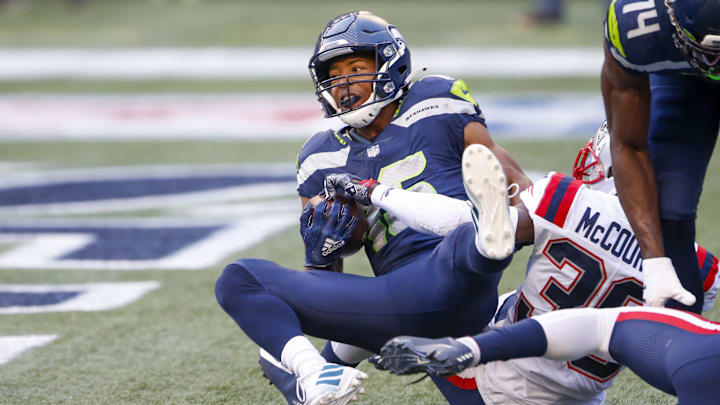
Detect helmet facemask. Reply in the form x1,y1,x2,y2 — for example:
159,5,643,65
309,12,411,128
310,41,408,127
666,0,720,80
573,121,615,193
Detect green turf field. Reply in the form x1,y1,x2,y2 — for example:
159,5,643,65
2,139,718,405
0,1,717,404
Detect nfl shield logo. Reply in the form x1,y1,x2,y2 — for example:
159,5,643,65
367,144,380,158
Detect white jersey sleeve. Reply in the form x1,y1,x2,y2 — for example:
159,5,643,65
475,172,645,405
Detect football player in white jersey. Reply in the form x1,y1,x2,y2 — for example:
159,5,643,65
327,121,719,404
375,306,720,404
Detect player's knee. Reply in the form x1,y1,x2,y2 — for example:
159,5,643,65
214,259,262,311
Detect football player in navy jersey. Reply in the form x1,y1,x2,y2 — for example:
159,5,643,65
215,11,529,405
298,11,528,276
601,0,720,314
373,306,720,405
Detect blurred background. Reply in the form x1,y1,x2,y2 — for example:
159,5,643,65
0,1,715,404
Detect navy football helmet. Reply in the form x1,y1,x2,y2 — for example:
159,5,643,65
309,11,411,128
665,0,720,80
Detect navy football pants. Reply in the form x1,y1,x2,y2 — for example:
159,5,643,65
215,223,508,360
649,73,720,314
609,316,720,404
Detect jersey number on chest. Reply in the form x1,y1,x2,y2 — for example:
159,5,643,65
366,151,437,252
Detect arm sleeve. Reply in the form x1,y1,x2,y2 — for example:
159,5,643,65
370,184,472,236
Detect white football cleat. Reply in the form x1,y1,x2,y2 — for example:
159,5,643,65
462,144,515,260
300,363,367,405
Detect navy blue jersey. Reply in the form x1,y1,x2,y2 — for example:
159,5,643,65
296,75,485,276
605,0,693,75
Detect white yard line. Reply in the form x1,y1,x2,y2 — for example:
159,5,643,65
0,47,602,80
0,93,604,140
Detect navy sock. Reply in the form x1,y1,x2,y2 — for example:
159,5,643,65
473,319,547,364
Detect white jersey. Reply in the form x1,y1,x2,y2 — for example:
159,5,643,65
476,172,644,405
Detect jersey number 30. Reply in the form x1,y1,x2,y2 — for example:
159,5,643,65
516,238,643,382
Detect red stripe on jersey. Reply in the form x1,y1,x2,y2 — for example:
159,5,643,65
534,175,562,220
552,178,583,227
696,244,708,269
698,244,719,292
707,255,719,292
535,173,582,227
445,375,477,390
617,311,720,335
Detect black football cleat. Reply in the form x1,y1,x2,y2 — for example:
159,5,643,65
371,336,475,377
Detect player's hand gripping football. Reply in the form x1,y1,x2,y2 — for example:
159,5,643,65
642,257,697,307
324,173,378,206
370,336,477,377
300,198,358,269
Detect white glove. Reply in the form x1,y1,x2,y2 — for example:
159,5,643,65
642,257,697,307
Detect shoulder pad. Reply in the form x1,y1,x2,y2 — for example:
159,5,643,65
408,75,477,104
605,0,689,73
297,128,350,165
522,172,584,228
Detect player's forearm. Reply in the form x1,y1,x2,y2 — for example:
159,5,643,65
370,184,471,236
601,50,663,258
491,145,531,206
612,145,664,258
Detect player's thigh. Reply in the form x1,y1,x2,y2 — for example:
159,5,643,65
648,74,720,220
672,355,720,405
230,256,492,349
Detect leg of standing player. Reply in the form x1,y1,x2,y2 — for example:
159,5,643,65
648,73,720,314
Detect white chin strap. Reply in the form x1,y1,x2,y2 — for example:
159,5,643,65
339,94,395,128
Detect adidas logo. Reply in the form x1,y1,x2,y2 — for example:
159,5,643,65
316,364,343,386
321,238,345,257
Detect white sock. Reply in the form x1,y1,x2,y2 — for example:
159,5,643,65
280,336,327,378
457,336,481,366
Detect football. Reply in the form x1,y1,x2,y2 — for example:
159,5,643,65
309,194,368,258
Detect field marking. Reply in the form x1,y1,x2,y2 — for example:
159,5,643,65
0,282,160,314
0,335,58,365
0,215,296,270
0,93,604,140
0,47,602,80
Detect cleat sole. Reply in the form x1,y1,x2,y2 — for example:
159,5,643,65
462,144,515,260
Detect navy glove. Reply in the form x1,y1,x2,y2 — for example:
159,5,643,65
300,199,358,269
324,173,378,206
